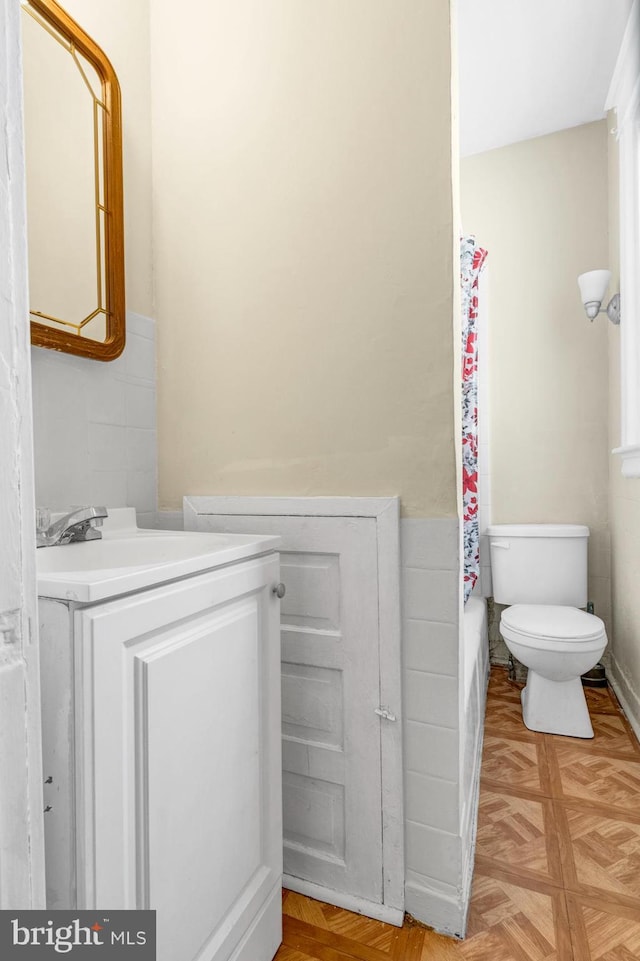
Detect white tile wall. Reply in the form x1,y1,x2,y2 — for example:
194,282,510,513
31,312,157,527
402,569,459,623
400,517,465,936
405,671,459,728
405,772,459,834
404,822,461,887
404,620,458,676
401,516,489,936
401,518,459,570
404,720,459,782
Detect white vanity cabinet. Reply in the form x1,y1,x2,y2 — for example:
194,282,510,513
39,549,282,961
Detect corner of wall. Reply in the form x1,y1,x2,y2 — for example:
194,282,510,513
607,654,640,742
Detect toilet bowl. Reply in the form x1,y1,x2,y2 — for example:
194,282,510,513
500,604,607,737
488,524,608,739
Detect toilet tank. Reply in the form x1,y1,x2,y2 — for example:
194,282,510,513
487,524,589,607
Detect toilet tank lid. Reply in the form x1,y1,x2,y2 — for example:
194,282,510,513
487,524,589,538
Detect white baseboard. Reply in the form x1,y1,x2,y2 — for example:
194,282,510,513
283,875,404,927
229,880,282,961
404,878,464,938
607,656,640,742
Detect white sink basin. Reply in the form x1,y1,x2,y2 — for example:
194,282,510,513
37,509,280,602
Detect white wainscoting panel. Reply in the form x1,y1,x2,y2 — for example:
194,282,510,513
184,496,404,926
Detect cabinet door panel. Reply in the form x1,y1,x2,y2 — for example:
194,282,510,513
74,557,282,961
188,513,383,904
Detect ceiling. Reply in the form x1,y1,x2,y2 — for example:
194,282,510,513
457,0,635,157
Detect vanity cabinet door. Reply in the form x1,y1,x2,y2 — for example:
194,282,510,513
74,555,282,961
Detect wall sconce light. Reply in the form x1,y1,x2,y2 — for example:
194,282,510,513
578,269,621,325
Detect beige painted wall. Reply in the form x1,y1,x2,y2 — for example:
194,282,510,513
461,122,611,628
151,0,457,518
607,116,640,722
46,0,153,317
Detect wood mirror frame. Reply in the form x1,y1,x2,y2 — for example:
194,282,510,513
24,0,125,361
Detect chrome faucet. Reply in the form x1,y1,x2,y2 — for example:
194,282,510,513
36,506,108,548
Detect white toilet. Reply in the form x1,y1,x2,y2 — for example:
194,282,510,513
487,524,607,738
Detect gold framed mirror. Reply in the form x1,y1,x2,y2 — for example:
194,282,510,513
22,0,125,360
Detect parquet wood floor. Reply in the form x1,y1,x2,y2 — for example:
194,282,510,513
274,668,640,960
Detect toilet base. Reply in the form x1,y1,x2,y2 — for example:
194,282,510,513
521,672,594,738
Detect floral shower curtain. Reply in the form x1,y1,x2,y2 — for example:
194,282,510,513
461,236,488,604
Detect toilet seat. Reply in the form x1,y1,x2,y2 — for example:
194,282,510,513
501,604,606,651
